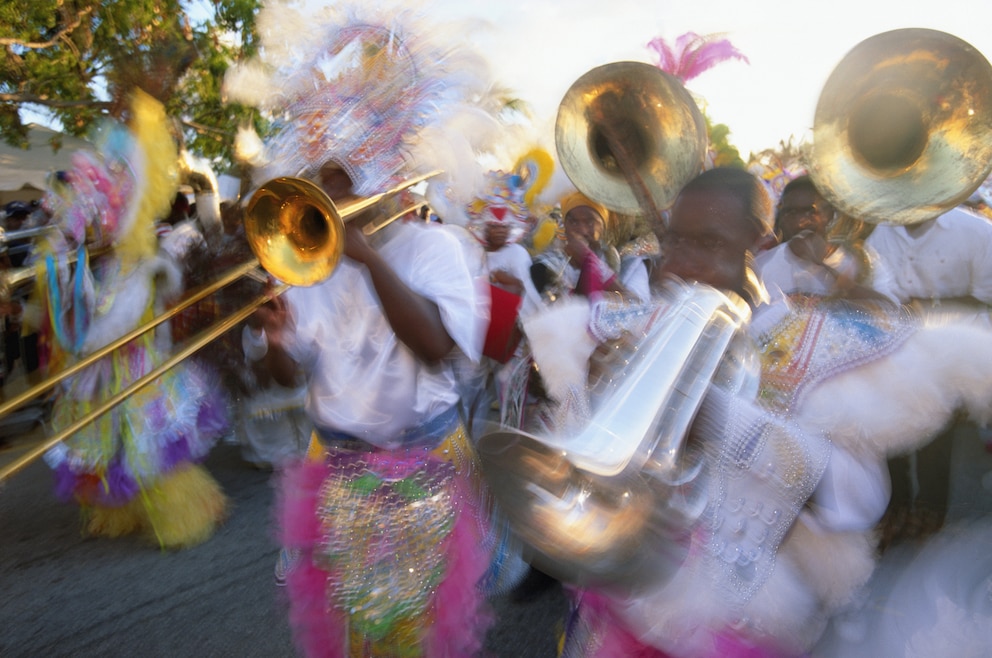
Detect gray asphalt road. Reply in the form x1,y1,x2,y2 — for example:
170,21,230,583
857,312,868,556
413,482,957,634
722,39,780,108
1,439,568,658
8,419,988,657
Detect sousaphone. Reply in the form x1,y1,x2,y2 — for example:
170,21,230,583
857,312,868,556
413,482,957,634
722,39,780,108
476,63,736,593
807,28,992,225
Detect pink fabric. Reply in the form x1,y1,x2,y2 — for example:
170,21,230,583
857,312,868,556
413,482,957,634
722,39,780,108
424,474,495,657
577,590,672,658
278,459,345,658
711,631,802,658
276,456,494,658
576,251,617,297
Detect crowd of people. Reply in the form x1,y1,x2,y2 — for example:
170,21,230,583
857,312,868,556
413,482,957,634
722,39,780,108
2,4,992,658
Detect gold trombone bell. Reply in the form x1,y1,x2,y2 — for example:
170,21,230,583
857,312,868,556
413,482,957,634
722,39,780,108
243,171,440,287
244,177,345,287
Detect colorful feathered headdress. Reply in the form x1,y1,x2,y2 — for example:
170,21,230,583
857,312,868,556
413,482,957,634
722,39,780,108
466,148,554,245
225,3,498,198
42,89,177,260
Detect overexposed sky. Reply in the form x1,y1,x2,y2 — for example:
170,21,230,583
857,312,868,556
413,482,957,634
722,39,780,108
414,0,992,158
30,0,991,164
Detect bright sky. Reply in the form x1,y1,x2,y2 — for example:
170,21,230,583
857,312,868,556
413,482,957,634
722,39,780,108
27,0,992,165
417,0,992,158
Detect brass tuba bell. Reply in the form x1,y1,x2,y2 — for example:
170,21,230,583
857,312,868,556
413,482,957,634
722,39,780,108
555,61,707,216
243,171,438,287
806,28,992,225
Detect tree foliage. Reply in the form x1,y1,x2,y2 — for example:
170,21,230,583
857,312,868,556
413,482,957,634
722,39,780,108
0,0,264,171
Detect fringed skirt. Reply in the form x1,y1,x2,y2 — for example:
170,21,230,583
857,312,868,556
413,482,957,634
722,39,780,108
44,343,229,548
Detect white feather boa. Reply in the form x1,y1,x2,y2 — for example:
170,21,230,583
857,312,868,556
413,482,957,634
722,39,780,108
797,309,992,459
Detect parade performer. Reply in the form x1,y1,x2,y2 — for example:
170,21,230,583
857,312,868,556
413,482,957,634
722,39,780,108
754,175,894,302
225,3,500,655
532,191,653,305
38,90,229,549
504,168,992,656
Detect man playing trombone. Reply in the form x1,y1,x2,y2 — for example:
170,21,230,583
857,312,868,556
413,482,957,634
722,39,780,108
225,4,504,655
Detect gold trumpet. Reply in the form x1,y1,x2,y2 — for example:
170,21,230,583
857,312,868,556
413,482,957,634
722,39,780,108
244,170,439,286
806,28,992,225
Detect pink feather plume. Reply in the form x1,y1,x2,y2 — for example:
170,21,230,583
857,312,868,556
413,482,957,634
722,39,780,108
647,31,749,83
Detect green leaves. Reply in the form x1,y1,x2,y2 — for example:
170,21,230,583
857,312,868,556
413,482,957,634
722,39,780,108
1,0,263,172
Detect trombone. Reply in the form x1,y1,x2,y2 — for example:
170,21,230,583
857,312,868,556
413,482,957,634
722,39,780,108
243,170,439,286
0,170,437,483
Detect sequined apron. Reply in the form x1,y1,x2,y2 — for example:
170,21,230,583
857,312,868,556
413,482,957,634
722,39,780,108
305,413,479,657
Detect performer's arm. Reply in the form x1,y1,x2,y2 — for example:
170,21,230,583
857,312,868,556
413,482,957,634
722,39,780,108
246,294,300,388
344,223,455,363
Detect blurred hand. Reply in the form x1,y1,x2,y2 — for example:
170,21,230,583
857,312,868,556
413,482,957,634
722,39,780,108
247,287,290,347
490,269,524,296
563,224,594,265
343,222,375,264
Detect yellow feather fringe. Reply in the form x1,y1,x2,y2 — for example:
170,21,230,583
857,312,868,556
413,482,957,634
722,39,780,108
142,465,228,549
514,147,555,208
116,89,179,261
529,217,560,255
84,498,146,539
82,465,228,550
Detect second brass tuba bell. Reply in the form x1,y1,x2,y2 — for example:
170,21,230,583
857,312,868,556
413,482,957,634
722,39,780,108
806,28,992,225
555,60,707,216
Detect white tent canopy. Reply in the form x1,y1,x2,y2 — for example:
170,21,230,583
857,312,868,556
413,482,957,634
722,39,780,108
0,124,92,204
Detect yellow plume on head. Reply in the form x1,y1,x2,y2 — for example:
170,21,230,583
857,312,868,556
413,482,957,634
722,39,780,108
513,148,555,208
115,89,179,261
529,216,559,255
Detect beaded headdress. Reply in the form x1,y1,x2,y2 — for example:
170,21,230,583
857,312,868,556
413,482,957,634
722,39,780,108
465,148,554,246
225,4,495,198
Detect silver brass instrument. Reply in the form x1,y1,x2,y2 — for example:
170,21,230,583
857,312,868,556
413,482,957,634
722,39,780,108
807,28,992,225
478,280,752,591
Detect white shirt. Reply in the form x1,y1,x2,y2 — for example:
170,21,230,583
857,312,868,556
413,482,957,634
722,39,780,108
755,239,897,302
866,206,992,304
277,221,481,448
755,241,844,297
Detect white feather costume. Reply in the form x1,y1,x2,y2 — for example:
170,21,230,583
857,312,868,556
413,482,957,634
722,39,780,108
522,288,992,656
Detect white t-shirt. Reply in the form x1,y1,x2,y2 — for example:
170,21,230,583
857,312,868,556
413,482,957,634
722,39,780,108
866,206,992,304
754,239,897,302
278,221,482,448
755,241,844,297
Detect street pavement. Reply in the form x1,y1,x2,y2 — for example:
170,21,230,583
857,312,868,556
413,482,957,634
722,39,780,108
5,416,991,657
0,435,568,658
